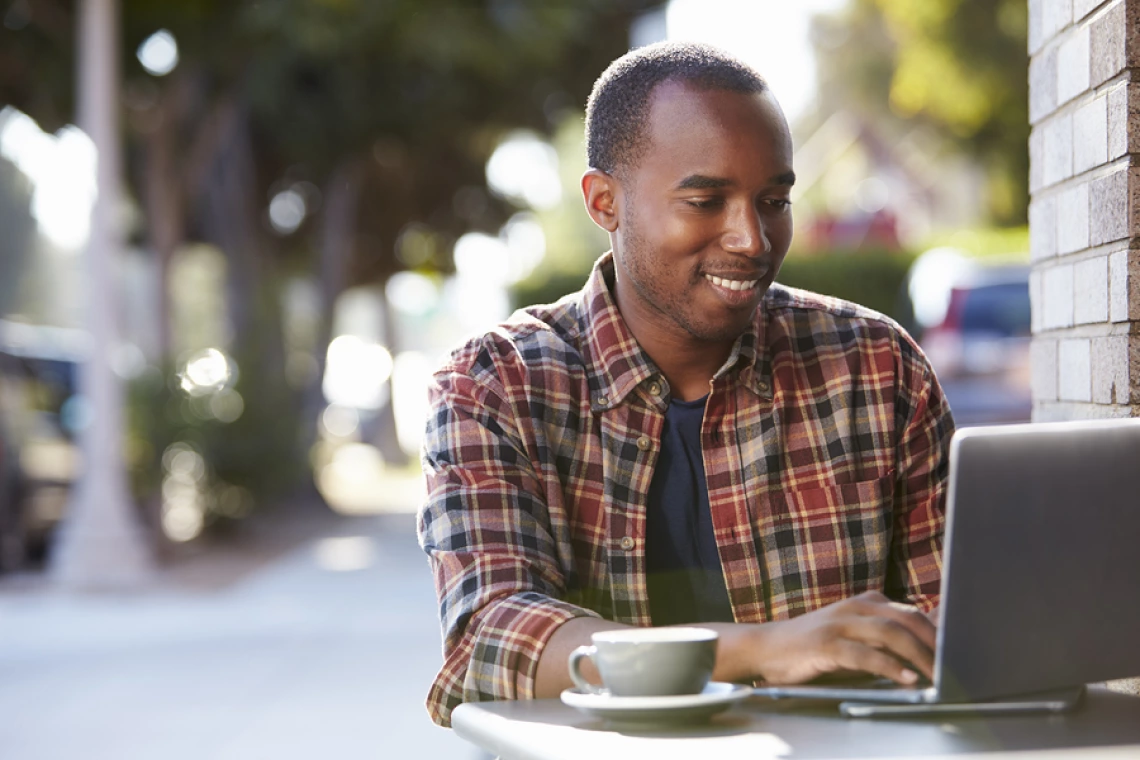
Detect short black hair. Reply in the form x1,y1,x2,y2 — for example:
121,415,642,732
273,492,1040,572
585,41,769,175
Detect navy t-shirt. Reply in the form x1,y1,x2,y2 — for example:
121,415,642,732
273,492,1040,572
644,395,735,626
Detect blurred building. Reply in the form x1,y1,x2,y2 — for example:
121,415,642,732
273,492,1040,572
790,110,988,252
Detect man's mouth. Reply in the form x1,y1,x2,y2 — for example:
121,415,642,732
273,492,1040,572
703,273,760,291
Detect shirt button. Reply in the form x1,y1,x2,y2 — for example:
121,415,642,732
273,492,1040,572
619,536,636,551
647,381,663,397
596,395,609,407
756,378,771,394
636,435,652,451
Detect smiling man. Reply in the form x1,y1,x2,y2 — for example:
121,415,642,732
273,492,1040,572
418,42,954,727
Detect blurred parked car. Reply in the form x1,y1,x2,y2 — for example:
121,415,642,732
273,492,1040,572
910,257,1032,426
0,323,81,572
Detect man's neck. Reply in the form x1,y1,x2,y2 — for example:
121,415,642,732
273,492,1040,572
613,298,737,402
602,257,753,401
646,334,731,402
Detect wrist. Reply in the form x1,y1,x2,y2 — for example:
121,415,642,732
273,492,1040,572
705,622,774,684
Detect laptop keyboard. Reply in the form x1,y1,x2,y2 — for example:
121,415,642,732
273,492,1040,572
855,676,933,690
808,674,933,690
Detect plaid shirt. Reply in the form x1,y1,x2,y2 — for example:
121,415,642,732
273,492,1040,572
418,253,953,727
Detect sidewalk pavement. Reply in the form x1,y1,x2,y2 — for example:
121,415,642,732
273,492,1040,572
0,501,481,760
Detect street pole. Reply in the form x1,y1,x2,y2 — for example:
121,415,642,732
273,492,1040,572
51,0,154,588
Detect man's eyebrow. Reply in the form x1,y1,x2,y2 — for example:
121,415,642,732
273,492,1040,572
675,171,797,190
675,174,731,190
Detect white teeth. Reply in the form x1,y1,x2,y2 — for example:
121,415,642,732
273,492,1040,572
705,274,759,292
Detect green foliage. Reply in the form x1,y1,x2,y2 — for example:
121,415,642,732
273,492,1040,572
813,0,1028,225
918,225,1029,261
128,346,308,530
120,0,662,283
0,157,35,317
776,249,917,326
876,0,1026,135
237,1,624,165
2,0,662,280
511,268,593,311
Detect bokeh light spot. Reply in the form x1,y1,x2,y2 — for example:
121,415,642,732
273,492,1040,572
313,536,376,572
485,131,561,210
268,188,306,234
137,29,179,76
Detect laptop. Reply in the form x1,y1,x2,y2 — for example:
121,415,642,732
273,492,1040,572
752,418,1140,710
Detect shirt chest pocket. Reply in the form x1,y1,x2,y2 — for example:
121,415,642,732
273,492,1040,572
754,475,894,618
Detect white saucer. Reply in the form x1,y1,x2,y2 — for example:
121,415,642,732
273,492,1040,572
560,682,752,724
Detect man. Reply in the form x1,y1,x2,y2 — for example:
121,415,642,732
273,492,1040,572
418,42,953,728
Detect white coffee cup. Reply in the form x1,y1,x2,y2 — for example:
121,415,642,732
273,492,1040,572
567,627,718,697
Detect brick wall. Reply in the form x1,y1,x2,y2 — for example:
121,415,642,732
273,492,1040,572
1029,0,1139,695
1030,0,1139,421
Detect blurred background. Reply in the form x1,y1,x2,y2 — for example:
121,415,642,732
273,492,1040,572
0,0,1029,757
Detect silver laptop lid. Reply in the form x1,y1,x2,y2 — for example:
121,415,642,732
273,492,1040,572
935,418,1140,702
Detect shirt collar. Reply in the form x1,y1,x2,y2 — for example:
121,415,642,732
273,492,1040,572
578,253,773,411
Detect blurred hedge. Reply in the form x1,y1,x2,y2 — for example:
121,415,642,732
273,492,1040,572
126,346,310,539
511,269,593,312
511,249,918,332
775,249,917,329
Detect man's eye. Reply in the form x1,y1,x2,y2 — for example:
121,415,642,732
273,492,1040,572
765,198,792,210
685,198,723,209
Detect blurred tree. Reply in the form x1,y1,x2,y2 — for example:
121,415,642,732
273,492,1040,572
0,0,660,510
3,0,661,341
812,0,1028,225
0,156,35,317
0,0,75,132
217,0,662,457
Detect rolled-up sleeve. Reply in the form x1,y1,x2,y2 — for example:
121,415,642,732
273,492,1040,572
887,336,955,612
417,347,600,727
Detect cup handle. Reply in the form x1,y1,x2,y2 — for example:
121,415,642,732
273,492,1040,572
568,645,606,695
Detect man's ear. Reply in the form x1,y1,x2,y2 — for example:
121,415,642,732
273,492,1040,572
581,169,620,233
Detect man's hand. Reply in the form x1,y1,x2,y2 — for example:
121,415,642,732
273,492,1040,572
718,591,937,686
926,603,941,627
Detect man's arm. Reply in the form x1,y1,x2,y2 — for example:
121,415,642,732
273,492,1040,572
419,348,605,727
885,336,955,610
534,591,938,696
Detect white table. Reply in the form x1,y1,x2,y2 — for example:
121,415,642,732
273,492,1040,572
452,685,1140,760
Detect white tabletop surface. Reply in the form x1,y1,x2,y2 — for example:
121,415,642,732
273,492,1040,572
451,685,1140,760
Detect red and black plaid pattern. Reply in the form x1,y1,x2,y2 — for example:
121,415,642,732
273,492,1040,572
418,253,954,727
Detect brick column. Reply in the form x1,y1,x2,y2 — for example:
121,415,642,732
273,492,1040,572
1029,0,1140,695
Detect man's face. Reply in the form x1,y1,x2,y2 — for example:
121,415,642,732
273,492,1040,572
611,81,795,346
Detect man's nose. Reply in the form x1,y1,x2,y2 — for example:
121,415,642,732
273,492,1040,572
721,204,770,257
